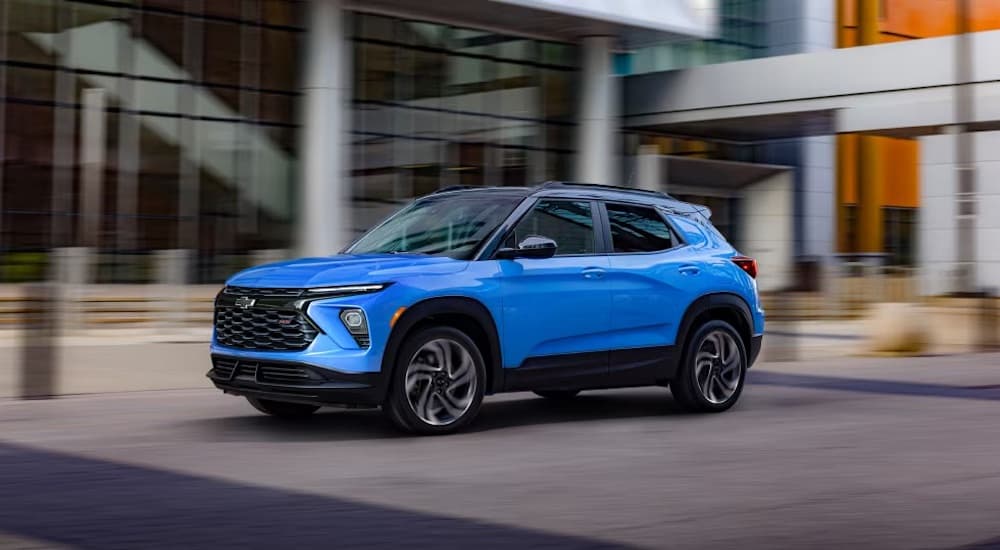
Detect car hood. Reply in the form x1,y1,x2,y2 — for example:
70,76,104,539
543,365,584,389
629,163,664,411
226,254,468,288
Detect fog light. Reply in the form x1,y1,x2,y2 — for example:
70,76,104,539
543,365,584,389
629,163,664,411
342,310,364,328
339,308,370,348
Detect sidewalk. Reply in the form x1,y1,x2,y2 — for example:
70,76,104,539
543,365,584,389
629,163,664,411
1,322,875,399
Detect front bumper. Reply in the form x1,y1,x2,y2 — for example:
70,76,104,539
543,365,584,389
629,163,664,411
208,354,386,407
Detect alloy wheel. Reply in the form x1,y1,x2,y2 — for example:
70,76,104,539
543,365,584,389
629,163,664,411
693,330,743,404
404,338,478,426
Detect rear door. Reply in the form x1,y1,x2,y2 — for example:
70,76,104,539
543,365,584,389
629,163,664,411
497,198,611,390
601,202,694,385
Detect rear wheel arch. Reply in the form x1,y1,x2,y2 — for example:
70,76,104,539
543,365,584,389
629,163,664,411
382,296,503,395
675,293,754,364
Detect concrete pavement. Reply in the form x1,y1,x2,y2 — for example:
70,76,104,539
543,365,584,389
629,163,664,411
0,321,867,398
2,353,1000,548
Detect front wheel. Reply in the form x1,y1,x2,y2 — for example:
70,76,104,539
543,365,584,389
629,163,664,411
246,397,320,418
671,320,747,413
383,326,486,435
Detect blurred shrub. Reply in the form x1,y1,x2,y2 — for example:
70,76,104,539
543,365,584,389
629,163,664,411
0,252,49,282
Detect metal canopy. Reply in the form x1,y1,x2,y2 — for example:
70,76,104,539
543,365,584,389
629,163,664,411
348,0,713,46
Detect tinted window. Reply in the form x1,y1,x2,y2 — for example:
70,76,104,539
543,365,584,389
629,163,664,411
349,194,522,259
606,203,677,253
512,200,596,256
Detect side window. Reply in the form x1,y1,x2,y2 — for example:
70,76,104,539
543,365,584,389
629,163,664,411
511,200,596,256
605,203,678,253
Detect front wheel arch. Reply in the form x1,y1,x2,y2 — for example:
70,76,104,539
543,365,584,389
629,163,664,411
380,296,503,398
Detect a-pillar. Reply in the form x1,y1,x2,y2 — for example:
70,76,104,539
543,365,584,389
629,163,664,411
299,0,351,257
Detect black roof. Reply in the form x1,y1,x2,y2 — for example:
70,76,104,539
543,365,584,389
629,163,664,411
429,181,696,212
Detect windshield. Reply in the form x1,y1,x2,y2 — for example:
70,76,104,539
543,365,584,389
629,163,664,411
347,194,524,259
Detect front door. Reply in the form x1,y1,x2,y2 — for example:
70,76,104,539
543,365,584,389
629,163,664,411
498,199,611,390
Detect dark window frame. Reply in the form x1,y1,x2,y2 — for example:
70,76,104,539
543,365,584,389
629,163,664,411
598,200,686,256
491,197,606,258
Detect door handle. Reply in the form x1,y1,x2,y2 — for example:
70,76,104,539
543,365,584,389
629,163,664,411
582,267,606,279
678,265,701,275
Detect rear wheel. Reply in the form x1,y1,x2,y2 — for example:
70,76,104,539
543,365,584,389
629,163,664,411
533,390,580,400
383,326,486,435
246,397,320,418
671,320,747,413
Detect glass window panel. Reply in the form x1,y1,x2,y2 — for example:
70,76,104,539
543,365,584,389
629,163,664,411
260,28,297,91
137,11,185,79
134,79,180,114
512,199,595,255
4,66,55,101
262,0,299,27
358,14,395,41
606,203,676,253
259,92,295,124
496,37,533,62
540,41,574,66
403,21,447,48
202,0,243,19
66,3,125,74
202,20,242,86
541,69,573,121
356,42,394,101
3,102,55,248
5,0,59,64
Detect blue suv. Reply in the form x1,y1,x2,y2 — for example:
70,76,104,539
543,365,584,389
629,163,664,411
209,182,764,434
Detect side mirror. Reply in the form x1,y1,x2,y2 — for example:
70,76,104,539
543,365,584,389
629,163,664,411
496,236,558,260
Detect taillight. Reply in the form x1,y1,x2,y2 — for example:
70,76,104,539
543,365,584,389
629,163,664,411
731,256,757,279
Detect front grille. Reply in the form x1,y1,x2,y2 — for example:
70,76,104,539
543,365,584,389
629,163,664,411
223,286,304,298
212,357,237,379
215,306,319,351
211,357,326,386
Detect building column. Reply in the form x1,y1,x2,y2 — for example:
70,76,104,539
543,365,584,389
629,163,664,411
576,36,619,185
856,0,884,253
299,0,350,257
636,144,663,192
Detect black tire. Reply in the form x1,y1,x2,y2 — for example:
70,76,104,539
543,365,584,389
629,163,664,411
246,397,320,418
533,390,580,400
671,320,747,413
383,326,487,435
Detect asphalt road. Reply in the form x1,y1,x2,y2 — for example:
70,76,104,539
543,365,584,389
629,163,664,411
2,353,1000,549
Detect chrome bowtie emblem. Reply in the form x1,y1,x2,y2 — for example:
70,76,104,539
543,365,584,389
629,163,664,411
234,296,256,310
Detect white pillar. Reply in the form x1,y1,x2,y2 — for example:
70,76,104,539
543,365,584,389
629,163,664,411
299,0,350,257
576,36,619,185
636,144,663,192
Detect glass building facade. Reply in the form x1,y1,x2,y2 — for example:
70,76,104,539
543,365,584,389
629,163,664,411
2,0,303,282
625,0,766,74
350,13,578,235
0,2,579,282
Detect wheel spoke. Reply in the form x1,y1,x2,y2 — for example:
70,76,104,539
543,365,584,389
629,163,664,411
429,340,450,373
450,351,472,381
405,372,433,393
405,338,478,426
438,389,467,418
413,382,432,418
701,371,714,399
694,330,744,404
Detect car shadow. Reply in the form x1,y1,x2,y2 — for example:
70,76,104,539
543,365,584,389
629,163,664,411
176,388,686,443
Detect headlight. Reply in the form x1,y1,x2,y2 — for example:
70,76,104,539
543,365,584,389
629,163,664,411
303,284,388,296
340,308,370,348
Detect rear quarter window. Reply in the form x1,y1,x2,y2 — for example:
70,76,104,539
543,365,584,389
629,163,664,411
666,214,709,247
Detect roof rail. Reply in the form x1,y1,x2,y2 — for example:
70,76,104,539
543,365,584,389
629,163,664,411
431,185,480,195
538,181,673,200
